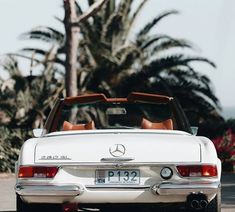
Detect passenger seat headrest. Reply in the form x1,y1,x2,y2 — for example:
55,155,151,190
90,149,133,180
141,118,173,130
62,121,96,131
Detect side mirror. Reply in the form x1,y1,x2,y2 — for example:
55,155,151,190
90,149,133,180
33,129,45,138
190,126,198,136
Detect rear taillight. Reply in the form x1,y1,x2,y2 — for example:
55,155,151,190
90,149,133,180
176,165,217,177
18,166,59,178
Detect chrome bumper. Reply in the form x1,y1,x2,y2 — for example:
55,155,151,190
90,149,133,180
152,182,220,195
15,184,84,196
15,181,220,197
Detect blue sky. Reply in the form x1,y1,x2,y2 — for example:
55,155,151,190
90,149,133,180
0,0,235,108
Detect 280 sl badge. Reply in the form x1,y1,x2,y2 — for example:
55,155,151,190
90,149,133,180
39,155,72,160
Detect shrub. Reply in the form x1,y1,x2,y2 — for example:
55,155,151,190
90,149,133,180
0,126,31,172
212,128,235,172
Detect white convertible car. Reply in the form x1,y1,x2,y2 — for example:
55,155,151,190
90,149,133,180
15,92,221,212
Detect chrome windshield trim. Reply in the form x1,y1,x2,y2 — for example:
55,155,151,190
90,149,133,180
44,130,190,138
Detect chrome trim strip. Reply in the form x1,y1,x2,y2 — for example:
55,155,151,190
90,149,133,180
34,162,204,167
15,184,83,196
199,143,202,162
152,182,220,195
100,157,135,162
86,185,150,189
44,130,190,138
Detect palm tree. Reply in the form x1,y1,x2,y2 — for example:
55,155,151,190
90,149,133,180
0,56,64,171
12,0,222,125
0,56,64,129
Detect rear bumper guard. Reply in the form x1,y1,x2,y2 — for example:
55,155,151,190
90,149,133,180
15,184,84,196
152,182,220,195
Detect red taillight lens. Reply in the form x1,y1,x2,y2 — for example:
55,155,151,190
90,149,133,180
18,166,58,178
177,165,217,177
202,165,218,177
18,166,34,178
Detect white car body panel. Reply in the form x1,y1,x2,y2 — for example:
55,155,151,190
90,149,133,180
15,93,221,211
16,129,221,205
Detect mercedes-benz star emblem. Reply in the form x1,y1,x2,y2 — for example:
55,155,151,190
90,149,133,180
109,144,126,157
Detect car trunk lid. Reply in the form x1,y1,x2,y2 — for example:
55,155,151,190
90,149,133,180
35,130,201,163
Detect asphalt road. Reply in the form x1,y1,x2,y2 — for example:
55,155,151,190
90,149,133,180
0,173,234,212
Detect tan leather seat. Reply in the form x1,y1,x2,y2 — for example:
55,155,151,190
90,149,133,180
141,118,173,130
62,121,96,131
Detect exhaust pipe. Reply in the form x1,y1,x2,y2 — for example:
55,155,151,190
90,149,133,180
191,200,200,209
187,193,208,210
200,200,208,208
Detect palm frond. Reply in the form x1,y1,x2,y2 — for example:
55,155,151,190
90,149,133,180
165,68,219,106
54,16,64,24
101,12,122,41
20,26,64,44
75,0,96,39
137,10,179,38
118,46,140,69
103,0,115,21
118,0,133,19
101,0,134,44
0,56,22,77
114,0,134,43
138,34,172,48
129,0,149,29
146,55,216,75
21,48,47,57
149,38,193,53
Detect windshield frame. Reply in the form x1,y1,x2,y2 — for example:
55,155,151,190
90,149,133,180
44,92,191,133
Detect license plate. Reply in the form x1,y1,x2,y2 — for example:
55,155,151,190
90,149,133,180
96,170,140,185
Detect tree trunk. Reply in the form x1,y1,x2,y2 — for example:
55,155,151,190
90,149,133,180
63,0,79,97
63,0,109,97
